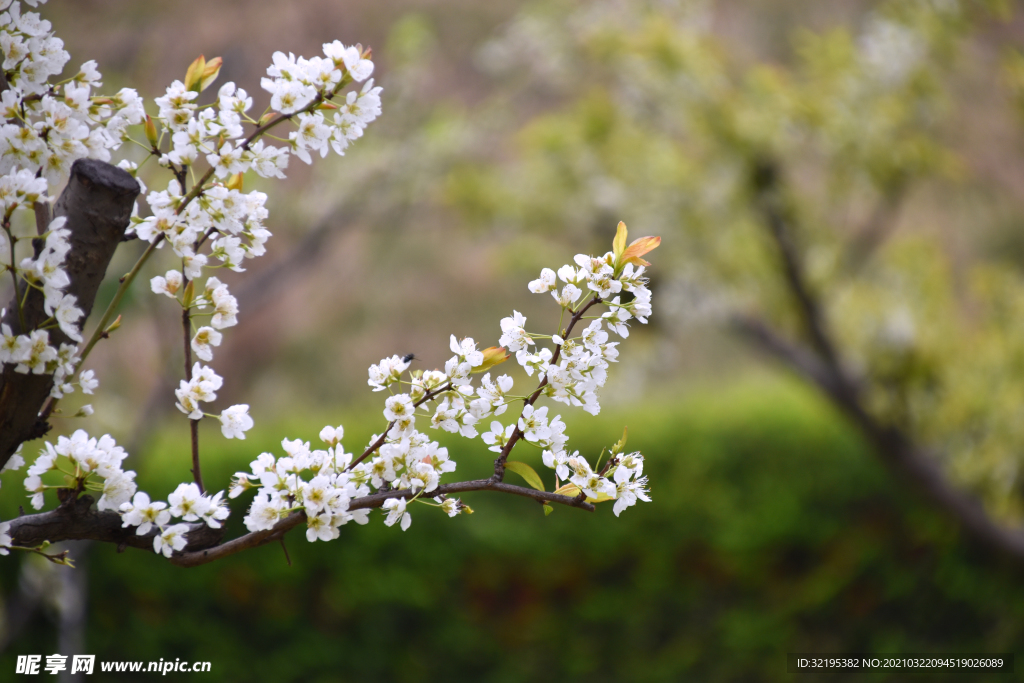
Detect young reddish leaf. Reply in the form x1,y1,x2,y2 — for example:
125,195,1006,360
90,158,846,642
621,236,662,266
199,56,223,92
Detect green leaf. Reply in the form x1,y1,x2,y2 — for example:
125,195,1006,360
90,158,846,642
505,460,545,492
543,504,553,516
612,221,628,261
611,426,628,455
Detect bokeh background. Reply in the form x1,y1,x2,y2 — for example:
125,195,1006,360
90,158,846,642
3,0,1024,680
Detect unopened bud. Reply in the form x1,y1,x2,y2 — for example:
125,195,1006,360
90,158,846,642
145,115,158,148
200,56,223,92
182,280,195,308
610,426,628,455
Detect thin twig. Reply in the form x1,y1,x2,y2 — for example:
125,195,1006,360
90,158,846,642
750,159,839,368
844,182,907,273
491,296,601,481
182,299,204,493
346,381,451,472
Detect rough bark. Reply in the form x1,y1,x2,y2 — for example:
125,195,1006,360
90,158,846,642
7,478,593,567
0,159,139,469
7,493,223,553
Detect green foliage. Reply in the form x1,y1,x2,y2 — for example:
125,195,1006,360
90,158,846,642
4,380,1021,681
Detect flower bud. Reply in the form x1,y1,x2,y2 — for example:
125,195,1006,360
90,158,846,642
200,56,223,92
610,426,628,455
145,115,158,148
182,279,195,308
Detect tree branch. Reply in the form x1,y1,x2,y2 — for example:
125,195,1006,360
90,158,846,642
0,159,139,469
743,157,1024,564
8,477,594,569
6,493,223,554
491,296,601,480
750,159,840,369
844,182,907,273
734,313,1024,562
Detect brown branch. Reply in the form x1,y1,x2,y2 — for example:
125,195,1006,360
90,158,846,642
750,159,839,369
7,493,222,553
844,182,907,273
32,199,51,237
7,478,593,568
0,159,140,469
733,313,1024,562
168,478,594,568
491,296,601,481
744,158,1024,564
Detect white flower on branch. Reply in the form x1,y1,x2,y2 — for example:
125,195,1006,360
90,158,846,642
382,497,411,531
528,267,556,293
120,492,171,536
0,1,662,563
97,470,136,512
168,482,207,521
191,326,222,362
153,523,190,558
219,404,253,440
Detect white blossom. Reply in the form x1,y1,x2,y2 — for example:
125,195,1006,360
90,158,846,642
219,404,253,439
382,497,411,531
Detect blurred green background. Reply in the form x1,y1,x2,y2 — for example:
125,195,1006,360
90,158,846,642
4,0,1024,680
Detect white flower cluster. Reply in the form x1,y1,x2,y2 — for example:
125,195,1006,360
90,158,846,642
515,245,654,512
7,228,657,559
227,418,466,539
22,429,134,511
135,178,270,275
133,42,384,447
0,1,144,184
13,428,231,558
0,0,657,560
120,484,229,557
260,44,380,162
520,259,651,408
0,212,97,394
171,360,252,439
0,1,143,404
230,432,371,541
